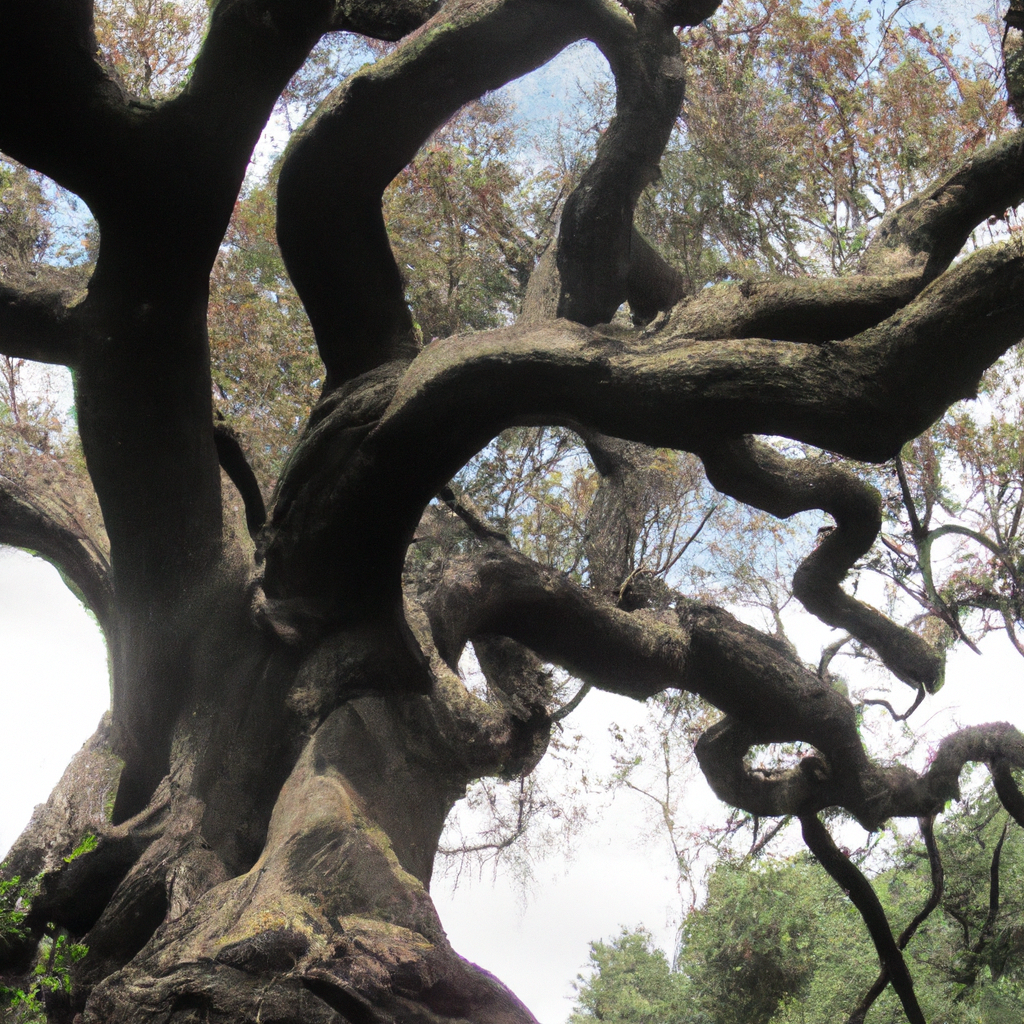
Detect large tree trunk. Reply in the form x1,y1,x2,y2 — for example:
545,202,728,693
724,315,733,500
4,554,548,1022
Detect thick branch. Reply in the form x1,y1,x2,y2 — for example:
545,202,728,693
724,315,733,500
0,0,119,197
697,718,1024,827
263,240,1024,625
277,0,632,388
664,127,1024,345
326,0,441,39
422,543,1024,832
0,480,113,632
667,272,921,344
861,127,1024,281
991,760,1024,829
699,436,942,691
581,432,657,599
0,280,83,365
553,8,687,325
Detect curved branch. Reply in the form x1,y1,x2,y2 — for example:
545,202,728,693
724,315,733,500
861,127,1024,282
213,424,266,538
278,0,633,388
580,432,657,599
698,436,943,691
667,272,921,344
552,9,687,325
801,814,926,1024
0,479,113,633
697,718,1024,827
991,759,1024,829
665,126,1024,345
326,0,441,38
423,542,1024,840
0,0,119,196
262,239,1024,626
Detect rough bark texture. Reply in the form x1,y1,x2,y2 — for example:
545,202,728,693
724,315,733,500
2,0,1024,1021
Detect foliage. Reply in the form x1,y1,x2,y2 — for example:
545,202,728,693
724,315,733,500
644,0,1010,288
0,870,88,1024
572,779,1024,1024
384,98,536,344
568,928,693,1024
208,181,322,493
93,0,207,101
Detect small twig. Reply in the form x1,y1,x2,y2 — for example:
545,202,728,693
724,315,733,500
860,684,926,722
895,452,925,539
550,681,592,723
748,815,789,858
659,501,718,577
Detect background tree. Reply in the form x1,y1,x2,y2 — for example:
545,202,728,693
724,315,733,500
572,780,1024,1023
2,3,1024,1024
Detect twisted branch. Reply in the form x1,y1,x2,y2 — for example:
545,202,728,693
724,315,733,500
699,436,943,690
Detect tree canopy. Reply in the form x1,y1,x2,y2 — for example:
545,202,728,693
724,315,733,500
2,0,1024,1022
572,779,1024,1023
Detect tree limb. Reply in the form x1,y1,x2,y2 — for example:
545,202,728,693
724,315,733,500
0,280,84,365
552,6,687,325
846,815,944,1024
423,540,1024,837
213,424,266,538
699,436,942,690
801,814,926,1024
861,127,1024,282
667,272,922,343
262,239,1024,626
0,479,113,633
991,759,1024,829
664,126,1024,345
277,0,635,388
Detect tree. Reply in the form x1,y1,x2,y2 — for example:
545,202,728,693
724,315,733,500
2,0,1024,1022
572,781,1024,1024
568,928,692,1024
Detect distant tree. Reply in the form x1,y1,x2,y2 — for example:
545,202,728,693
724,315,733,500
569,928,692,1024
573,781,1024,1023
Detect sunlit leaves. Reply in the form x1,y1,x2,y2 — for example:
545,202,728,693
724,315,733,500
638,0,1011,286
384,98,535,343
93,0,207,100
